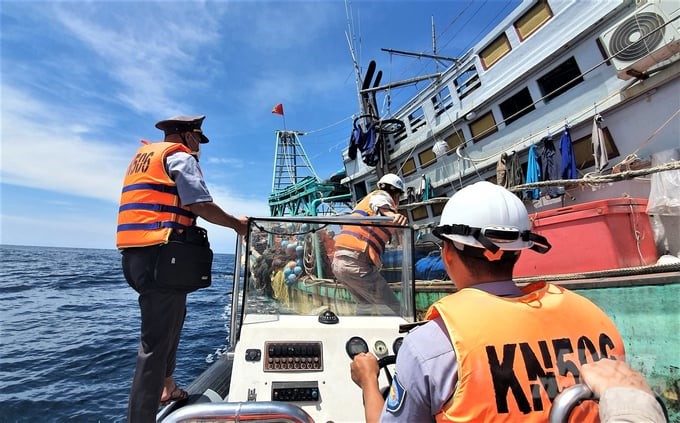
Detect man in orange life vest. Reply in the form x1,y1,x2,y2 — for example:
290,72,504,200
332,173,408,315
350,181,626,422
116,115,247,422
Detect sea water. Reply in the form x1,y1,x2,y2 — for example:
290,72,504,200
0,245,234,422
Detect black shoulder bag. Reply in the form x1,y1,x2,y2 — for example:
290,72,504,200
155,226,213,293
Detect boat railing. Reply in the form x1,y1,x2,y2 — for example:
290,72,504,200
161,401,315,423
548,384,669,423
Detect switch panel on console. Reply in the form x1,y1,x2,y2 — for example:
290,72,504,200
271,381,320,402
264,341,323,371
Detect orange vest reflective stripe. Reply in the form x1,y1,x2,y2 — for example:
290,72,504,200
425,283,625,423
116,142,195,249
334,191,392,267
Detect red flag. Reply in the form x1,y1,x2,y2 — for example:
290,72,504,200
271,103,284,115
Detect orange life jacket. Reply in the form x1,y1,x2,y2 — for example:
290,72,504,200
116,142,196,249
425,282,625,423
334,191,393,267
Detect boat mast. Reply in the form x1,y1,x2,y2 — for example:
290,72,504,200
345,0,367,117
271,130,319,193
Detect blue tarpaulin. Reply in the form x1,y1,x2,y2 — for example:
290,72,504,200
560,127,578,179
525,144,541,200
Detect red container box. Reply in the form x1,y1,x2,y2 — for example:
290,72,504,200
514,198,659,278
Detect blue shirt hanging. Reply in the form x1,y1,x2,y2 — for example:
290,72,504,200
525,145,541,200
560,127,578,179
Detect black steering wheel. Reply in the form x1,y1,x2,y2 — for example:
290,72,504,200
377,355,397,400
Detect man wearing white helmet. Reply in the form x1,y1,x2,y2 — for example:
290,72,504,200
350,181,626,422
332,173,408,315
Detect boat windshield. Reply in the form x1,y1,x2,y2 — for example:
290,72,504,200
232,215,416,325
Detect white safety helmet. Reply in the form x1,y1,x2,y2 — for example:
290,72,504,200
377,173,406,193
433,181,551,254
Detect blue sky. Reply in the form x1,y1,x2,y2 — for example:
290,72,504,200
1,0,519,253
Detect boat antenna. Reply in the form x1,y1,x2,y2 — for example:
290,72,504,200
432,15,438,74
345,0,365,115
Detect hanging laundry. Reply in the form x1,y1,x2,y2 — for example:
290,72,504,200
406,186,416,204
592,114,609,171
560,126,578,179
417,175,434,201
347,123,379,166
508,151,524,189
348,127,359,160
496,152,508,188
539,136,565,198
525,145,541,200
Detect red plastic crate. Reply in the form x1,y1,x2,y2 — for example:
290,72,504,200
514,198,659,278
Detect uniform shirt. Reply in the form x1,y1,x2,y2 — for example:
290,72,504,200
382,280,524,422
166,151,213,205
599,388,666,423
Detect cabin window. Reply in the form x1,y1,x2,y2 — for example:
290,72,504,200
444,129,466,154
537,57,584,102
499,87,535,125
354,181,367,202
411,205,429,221
419,148,437,169
401,157,417,176
514,0,553,41
431,86,453,117
388,126,408,152
408,107,427,133
572,127,620,169
469,111,498,142
480,33,512,70
431,202,445,217
454,65,481,99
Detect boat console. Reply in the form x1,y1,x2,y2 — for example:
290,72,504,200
162,216,417,423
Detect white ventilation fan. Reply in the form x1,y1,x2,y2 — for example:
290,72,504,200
599,1,680,80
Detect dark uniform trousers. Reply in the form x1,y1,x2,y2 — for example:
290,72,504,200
122,246,187,423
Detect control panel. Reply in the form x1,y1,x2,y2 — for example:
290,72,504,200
271,381,320,402
264,341,323,371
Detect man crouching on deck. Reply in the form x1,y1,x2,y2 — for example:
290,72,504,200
350,181,626,422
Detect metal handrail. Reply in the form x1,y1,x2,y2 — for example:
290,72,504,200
229,235,243,351
549,384,669,423
161,401,315,423
549,384,593,423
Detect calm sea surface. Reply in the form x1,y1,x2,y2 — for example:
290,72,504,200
0,245,235,422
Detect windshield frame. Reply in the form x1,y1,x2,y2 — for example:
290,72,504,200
229,216,417,348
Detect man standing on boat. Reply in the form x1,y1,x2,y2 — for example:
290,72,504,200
116,115,247,422
350,181,627,422
332,173,408,315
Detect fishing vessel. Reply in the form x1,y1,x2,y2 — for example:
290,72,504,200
343,0,679,266
339,0,679,417
157,0,679,421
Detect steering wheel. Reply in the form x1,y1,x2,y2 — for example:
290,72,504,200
377,355,396,400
